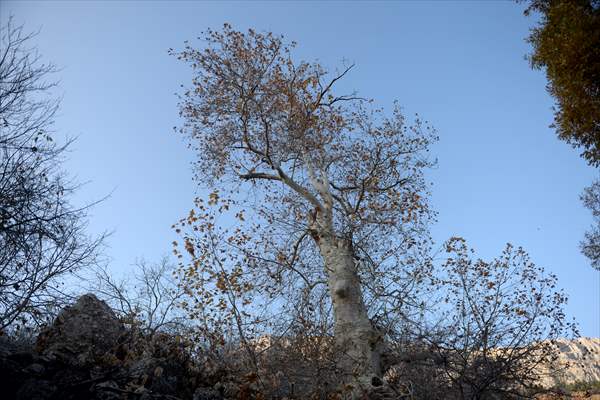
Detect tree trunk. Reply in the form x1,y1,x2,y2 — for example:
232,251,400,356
316,231,384,387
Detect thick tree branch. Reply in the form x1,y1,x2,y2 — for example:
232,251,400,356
239,172,281,181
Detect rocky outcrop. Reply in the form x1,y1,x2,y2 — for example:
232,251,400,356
35,294,124,366
0,294,219,400
539,337,600,388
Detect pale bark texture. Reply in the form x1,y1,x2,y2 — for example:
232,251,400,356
319,234,383,381
308,181,383,381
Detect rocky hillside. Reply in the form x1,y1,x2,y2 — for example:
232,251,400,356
539,337,600,388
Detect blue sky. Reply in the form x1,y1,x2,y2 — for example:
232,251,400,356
2,1,598,336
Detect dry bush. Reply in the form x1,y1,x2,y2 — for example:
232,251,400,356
0,17,104,334
90,257,187,337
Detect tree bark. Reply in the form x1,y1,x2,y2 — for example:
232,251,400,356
300,162,383,388
315,230,384,386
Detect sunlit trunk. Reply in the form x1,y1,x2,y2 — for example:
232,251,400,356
316,232,383,387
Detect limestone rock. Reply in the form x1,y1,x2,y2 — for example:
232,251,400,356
539,337,600,388
35,293,124,366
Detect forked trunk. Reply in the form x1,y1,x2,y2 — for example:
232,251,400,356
316,232,383,387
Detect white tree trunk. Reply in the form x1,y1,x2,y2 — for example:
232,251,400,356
304,163,383,387
316,231,383,385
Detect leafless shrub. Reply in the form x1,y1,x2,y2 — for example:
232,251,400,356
90,257,186,337
0,17,104,333
380,238,578,400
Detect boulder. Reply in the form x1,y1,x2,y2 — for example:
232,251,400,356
35,293,124,366
0,294,220,400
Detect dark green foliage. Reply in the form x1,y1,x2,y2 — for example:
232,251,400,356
525,0,600,165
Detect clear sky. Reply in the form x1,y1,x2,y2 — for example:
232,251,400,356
1,1,598,337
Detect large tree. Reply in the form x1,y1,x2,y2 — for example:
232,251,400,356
172,25,436,388
0,19,103,331
524,0,600,166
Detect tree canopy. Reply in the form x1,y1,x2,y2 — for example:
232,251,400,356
525,0,600,165
171,24,437,387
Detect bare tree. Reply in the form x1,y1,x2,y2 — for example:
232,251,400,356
0,18,104,332
171,24,436,389
91,257,186,337
420,238,577,399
